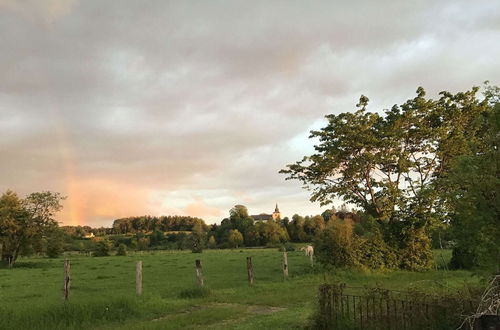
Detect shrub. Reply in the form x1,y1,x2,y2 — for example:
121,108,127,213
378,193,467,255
190,231,205,253
207,236,217,249
398,229,434,271
356,230,398,269
46,241,64,258
314,220,357,268
227,229,243,248
93,240,111,257
116,243,127,256
46,230,65,258
277,243,295,252
137,237,150,251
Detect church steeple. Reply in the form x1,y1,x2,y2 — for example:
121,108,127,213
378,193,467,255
272,203,281,220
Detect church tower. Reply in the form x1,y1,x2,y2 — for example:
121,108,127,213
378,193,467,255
272,203,281,220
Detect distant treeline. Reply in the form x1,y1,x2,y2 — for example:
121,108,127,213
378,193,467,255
111,216,209,234
58,206,367,250
60,216,209,238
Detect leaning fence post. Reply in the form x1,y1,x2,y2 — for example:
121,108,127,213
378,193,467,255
136,260,142,296
246,257,254,286
195,259,204,287
63,259,70,301
282,252,288,279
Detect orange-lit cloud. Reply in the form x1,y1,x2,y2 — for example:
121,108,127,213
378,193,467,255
57,177,149,226
184,198,223,218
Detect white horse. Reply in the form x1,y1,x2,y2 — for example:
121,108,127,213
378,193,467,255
300,245,314,257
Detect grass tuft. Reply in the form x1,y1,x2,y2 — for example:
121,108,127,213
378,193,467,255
178,287,212,299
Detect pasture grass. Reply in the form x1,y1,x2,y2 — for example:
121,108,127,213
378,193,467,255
0,249,481,329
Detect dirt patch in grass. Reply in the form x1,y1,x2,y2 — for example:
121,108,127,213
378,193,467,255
246,305,285,315
151,303,285,323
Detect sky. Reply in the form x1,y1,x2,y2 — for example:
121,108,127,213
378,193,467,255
1,0,499,227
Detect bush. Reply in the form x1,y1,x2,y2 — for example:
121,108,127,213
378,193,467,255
356,231,398,269
278,243,295,252
116,243,127,256
46,230,65,258
398,230,434,271
189,231,206,253
314,220,357,268
93,240,111,257
137,237,150,251
314,220,432,271
207,236,217,249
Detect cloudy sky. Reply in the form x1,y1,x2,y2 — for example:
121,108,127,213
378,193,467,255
1,0,499,227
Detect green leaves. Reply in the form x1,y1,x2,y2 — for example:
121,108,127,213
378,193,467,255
0,190,65,266
282,86,492,227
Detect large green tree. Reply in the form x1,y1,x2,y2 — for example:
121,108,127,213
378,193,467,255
281,86,494,270
0,190,64,266
281,87,490,230
448,93,499,270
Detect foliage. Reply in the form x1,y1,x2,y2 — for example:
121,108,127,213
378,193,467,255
227,229,244,248
449,99,500,270
190,231,206,253
397,229,435,271
93,240,112,257
112,215,208,234
136,236,150,251
282,86,496,271
255,220,289,245
0,190,64,266
281,242,296,252
207,236,217,249
314,219,432,271
314,220,357,268
46,227,65,258
116,243,127,256
281,87,490,227
356,230,398,269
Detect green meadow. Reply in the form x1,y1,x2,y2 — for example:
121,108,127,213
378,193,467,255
0,249,481,329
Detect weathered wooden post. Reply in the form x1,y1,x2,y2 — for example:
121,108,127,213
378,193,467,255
282,252,288,279
63,259,71,301
195,259,204,287
246,257,254,286
310,253,314,268
136,260,142,296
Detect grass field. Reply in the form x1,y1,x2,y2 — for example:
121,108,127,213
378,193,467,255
0,249,482,329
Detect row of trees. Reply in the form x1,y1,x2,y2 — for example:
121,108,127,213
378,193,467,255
282,84,499,271
111,216,209,234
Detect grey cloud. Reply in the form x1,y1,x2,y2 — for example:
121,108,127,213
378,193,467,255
1,0,499,225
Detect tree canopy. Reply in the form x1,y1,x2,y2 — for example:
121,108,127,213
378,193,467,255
0,190,65,266
281,87,490,228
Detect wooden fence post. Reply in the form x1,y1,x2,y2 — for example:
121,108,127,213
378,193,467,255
63,259,70,301
310,253,314,268
282,252,288,279
246,257,254,286
195,259,204,287
136,260,142,296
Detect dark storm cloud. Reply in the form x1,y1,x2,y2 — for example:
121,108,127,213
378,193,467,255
1,0,499,225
